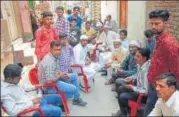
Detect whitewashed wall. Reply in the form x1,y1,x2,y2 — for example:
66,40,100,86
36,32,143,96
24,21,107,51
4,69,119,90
127,1,146,46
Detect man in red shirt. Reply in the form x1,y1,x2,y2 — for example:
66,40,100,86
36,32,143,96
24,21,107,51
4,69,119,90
35,11,59,64
144,10,179,116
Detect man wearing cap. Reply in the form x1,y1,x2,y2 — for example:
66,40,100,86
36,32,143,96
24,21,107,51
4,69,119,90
104,39,128,79
105,40,139,85
73,35,101,81
98,25,119,71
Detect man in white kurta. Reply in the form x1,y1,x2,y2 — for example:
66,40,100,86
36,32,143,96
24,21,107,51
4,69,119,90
73,35,101,80
98,25,119,68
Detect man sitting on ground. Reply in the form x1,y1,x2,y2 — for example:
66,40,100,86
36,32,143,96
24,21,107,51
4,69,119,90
112,48,151,116
1,64,62,116
38,40,87,106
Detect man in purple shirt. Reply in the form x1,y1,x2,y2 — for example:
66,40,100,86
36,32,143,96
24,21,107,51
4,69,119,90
55,6,70,36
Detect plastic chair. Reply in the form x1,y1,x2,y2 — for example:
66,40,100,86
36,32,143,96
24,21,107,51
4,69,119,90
128,93,147,116
28,68,70,116
70,64,89,94
1,103,45,116
127,80,147,116
92,42,103,62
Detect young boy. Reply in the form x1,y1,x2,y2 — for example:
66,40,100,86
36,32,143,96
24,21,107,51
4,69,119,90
1,64,62,116
35,11,59,64
69,18,81,47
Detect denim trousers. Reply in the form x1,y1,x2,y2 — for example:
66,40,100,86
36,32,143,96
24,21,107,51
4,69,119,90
33,94,62,116
47,73,80,99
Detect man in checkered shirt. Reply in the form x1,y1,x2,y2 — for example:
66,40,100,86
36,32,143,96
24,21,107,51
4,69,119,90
38,40,87,106
55,6,70,36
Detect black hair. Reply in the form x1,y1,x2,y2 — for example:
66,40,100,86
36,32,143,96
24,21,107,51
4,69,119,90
17,63,24,69
71,18,77,22
73,6,80,11
86,21,91,25
4,64,22,79
149,10,170,21
144,29,154,38
137,48,151,61
56,6,64,11
50,40,61,48
157,73,177,89
41,11,53,18
120,29,127,36
67,9,72,15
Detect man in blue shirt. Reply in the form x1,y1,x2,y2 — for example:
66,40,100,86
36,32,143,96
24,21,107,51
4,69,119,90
67,6,83,30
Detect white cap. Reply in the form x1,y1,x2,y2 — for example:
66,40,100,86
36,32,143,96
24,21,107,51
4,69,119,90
80,35,88,40
96,21,102,27
103,25,111,28
113,39,122,43
129,40,140,48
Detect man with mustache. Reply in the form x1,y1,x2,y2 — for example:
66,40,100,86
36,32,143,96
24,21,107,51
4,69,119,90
144,10,179,116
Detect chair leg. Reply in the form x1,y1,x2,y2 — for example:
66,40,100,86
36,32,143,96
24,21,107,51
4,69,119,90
130,103,138,117
60,93,70,116
83,76,89,94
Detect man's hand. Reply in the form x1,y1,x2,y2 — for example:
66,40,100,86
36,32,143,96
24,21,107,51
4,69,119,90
59,72,68,79
125,84,133,89
118,68,123,73
124,77,133,83
85,56,91,65
32,97,41,104
35,84,43,89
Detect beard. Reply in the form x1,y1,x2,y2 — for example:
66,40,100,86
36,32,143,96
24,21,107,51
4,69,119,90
152,29,164,35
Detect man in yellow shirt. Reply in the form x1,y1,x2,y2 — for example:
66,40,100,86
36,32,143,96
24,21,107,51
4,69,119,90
81,21,97,44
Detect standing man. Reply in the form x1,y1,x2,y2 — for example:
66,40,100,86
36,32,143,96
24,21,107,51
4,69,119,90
119,30,129,51
67,6,83,30
104,15,118,33
55,6,70,36
144,10,179,116
35,11,59,64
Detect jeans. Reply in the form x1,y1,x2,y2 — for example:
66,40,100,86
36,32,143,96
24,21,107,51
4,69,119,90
144,84,158,116
117,86,139,115
47,73,80,99
33,94,62,116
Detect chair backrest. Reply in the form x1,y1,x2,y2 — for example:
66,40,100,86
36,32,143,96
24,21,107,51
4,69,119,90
28,68,39,85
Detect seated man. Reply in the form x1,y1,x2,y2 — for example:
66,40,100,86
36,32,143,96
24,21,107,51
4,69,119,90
1,64,62,116
38,40,87,106
112,48,151,116
98,25,119,69
148,73,179,116
73,35,101,80
105,40,139,85
104,39,128,79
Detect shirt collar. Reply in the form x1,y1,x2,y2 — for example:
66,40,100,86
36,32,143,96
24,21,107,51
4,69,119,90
166,90,178,107
42,25,52,33
156,30,170,42
48,52,58,61
140,60,150,70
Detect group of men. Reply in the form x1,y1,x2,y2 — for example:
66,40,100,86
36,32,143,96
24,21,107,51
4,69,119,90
1,6,179,117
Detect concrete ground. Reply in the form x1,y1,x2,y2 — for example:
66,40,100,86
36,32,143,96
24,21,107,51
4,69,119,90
20,64,119,116
11,39,119,116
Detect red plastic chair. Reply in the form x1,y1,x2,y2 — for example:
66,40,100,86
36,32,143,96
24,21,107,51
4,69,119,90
28,68,70,116
1,103,45,116
128,80,147,116
92,42,103,62
128,93,147,116
70,64,89,94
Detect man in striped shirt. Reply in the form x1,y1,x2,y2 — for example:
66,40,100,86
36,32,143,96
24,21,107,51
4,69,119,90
112,48,150,116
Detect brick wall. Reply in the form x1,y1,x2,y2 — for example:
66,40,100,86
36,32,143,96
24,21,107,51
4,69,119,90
146,1,179,41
